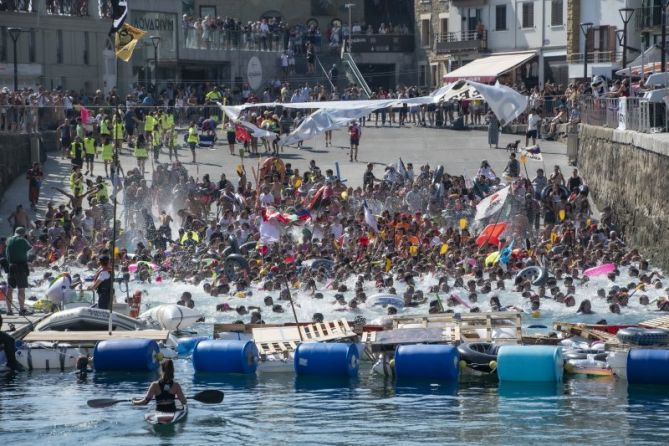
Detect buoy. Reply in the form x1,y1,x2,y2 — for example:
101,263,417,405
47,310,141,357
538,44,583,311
294,342,359,377
627,349,669,385
192,340,258,374
93,339,160,372
496,345,563,382
394,344,460,381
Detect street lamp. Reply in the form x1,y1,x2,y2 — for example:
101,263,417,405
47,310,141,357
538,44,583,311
619,8,634,69
344,3,355,53
150,35,161,94
580,22,593,81
8,27,22,91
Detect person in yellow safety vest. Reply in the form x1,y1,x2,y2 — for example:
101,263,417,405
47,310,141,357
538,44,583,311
187,122,199,164
160,111,174,147
134,133,148,175
101,135,114,178
100,115,111,137
205,87,222,103
95,176,108,202
69,136,84,170
83,133,97,176
144,112,156,148
69,167,84,196
112,116,125,147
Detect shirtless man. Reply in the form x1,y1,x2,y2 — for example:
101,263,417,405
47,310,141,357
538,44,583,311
53,187,97,212
8,205,32,233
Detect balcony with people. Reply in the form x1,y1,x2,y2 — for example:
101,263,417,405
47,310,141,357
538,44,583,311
435,30,488,54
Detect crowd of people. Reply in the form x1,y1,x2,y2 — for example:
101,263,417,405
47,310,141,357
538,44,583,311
1,89,667,332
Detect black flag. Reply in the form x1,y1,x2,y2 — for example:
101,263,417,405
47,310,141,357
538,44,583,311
109,0,129,35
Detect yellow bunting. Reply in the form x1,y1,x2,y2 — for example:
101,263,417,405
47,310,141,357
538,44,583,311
559,209,566,221
409,245,418,256
341,191,348,200
440,243,449,255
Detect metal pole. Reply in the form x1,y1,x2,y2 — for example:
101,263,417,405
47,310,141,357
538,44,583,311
12,38,18,91
622,21,628,69
153,45,158,93
348,6,352,52
663,2,667,72
583,49,588,81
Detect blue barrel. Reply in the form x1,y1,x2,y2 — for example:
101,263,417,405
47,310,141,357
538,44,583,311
394,344,460,381
192,340,258,374
93,339,159,372
176,336,209,355
294,343,359,377
497,345,563,382
627,349,669,385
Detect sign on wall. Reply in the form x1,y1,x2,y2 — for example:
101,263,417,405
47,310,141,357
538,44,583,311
247,56,263,90
131,11,177,53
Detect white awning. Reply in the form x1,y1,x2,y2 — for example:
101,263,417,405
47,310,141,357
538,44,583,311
443,51,537,83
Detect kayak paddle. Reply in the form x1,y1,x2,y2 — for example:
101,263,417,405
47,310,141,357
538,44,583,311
87,389,224,408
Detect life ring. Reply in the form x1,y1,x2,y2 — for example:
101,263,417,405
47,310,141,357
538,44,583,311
223,254,250,281
540,185,569,201
305,258,334,272
432,165,444,186
239,241,257,255
457,342,499,373
616,327,669,346
515,266,548,286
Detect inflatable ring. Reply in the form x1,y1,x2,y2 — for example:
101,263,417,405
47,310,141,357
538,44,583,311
239,241,258,256
616,327,669,346
222,246,234,257
223,254,250,281
541,185,570,201
515,266,548,286
304,258,334,272
457,342,499,373
563,351,607,361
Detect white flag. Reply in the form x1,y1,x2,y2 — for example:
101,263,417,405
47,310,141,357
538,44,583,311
466,81,528,127
363,200,378,233
475,186,510,221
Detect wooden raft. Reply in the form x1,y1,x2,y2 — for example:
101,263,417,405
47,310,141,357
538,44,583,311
552,322,620,345
388,312,523,344
23,329,171,343
640,315,669,330
252,319,355,357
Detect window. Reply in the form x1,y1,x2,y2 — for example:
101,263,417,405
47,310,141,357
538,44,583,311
431,64,438,87
29,29,35,63
84,31,90,65
551,0,563,26
440,18,449,40
420,19,431,47
495,4,507,31
419,64,426,86
522,2,534,28
57,30,63,64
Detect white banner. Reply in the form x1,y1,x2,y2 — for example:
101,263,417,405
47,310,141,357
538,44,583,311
475,186,510,221
466,81,528,127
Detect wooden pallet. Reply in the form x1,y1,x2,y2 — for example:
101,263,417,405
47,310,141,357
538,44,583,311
251,319,355,357
640,315,669,330
1,313,48,340
552,322,620,344
389,312,522,343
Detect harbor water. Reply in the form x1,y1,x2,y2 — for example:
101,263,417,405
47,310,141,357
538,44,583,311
3,360,669,445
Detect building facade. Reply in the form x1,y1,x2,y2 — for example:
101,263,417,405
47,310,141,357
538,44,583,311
1,0,416,95
565,0,642,80
416,0,570,87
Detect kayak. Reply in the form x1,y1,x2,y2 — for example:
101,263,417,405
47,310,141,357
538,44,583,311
145,403,188,426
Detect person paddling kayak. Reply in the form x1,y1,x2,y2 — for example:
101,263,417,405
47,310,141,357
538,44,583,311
132,359,187,412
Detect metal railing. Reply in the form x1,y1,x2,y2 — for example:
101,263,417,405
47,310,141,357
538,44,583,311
436,30,488,43
342,52,372,98
182,29,287,52
579,96,651,132
567,51,617,64
636,5,663,29
0,0,33,13
46,0,89,16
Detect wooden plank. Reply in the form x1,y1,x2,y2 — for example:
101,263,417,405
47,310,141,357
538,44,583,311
640,315,669,329
23,330,170,342
314,322,326,339
252,325,301,343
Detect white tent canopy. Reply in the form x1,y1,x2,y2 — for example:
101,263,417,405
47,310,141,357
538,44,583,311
443,51,537,83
